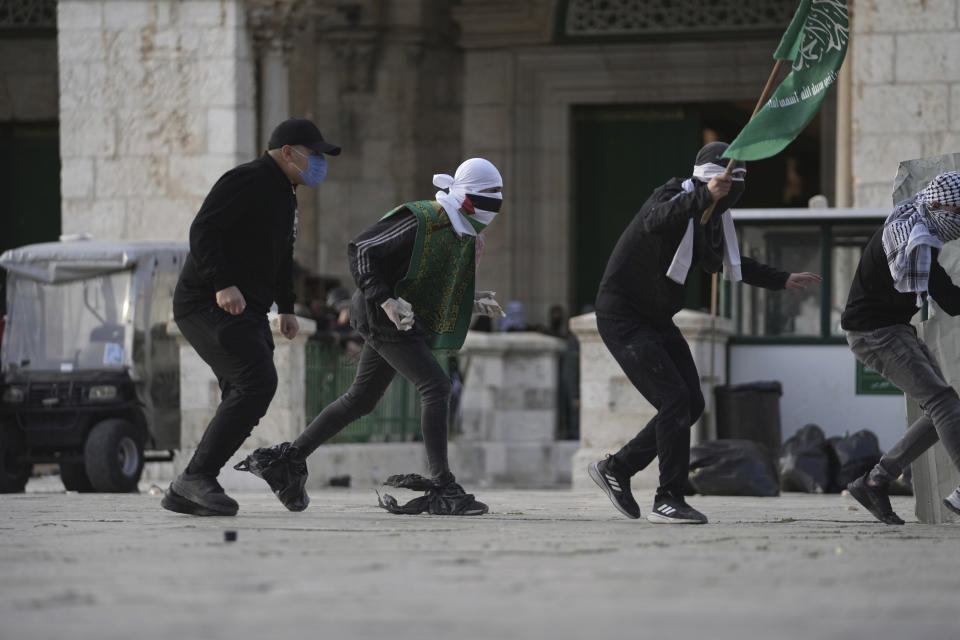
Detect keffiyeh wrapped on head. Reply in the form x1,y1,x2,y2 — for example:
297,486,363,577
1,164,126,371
882,170,960,303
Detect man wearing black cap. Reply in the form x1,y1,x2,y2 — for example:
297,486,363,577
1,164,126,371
587,141,820,525
162,118,340,517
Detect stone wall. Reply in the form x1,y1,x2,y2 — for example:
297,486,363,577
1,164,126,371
57,0,256,241
851,0,960,207
287,0,463,283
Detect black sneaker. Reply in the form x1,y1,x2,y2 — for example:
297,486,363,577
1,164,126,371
588,456,640,519
943,487,960,517
647,492,707,524
162,472,238,516
234,442,309,512
847,474,904,525
434,481,489,516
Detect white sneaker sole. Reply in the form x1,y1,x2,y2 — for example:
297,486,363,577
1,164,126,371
943,497,960,517
587,462,639,519
646,511,706,524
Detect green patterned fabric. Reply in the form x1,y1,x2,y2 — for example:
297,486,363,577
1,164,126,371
383,200,476,350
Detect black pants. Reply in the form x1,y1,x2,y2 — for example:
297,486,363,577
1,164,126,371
176,307,278,477
294,337,452,481
597,314,704,496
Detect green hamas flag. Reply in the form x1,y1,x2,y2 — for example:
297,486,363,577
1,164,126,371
724,0,849,161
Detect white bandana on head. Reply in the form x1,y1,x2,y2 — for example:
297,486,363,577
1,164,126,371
666,163,745,284
433,158,503,239
882,170,960,306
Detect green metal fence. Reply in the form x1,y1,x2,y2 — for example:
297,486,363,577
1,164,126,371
304,341,422,443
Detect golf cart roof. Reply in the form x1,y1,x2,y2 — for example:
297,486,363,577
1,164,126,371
0,240,188,284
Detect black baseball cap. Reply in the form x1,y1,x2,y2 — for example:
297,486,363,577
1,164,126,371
268,118,341,155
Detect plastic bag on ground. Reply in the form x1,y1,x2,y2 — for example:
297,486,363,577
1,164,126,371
826,429,882,492
377,473,488,516
687,439,780,497
778,424,833,493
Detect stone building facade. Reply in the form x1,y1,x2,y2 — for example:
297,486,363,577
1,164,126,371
41,0,960,324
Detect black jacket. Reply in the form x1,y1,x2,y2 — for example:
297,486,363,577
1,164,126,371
174,153,297,319
841,227,960,331
595,178,789,326
347,208,429,342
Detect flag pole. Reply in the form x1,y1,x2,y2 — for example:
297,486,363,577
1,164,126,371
700,58,787,226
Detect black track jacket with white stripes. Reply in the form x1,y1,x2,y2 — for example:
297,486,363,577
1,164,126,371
347,207,428,342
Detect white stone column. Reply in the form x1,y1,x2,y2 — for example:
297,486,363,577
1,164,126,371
569,310,732,491
57,0,256,241
454,330,571,487
165,314,315,490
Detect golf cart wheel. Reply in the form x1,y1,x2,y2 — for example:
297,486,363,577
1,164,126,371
0,425,31,493
59,462,94,492
84,419,145,493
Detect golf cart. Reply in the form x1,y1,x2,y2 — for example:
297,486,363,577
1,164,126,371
0,240,188,492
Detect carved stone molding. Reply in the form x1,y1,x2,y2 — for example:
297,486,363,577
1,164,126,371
246,0,335,57
452,0,555,49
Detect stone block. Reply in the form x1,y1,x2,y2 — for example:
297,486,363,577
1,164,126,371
60,109,116,157
60,158,95,199
95,156,168,198
58,61,109,111
207,107,241,154
117,107,206,156
125,198,198,241
895,33,960,83
852,134,914,184
361,139,392,181
167,154,236,199
492,409,555,442
58,0,104,29
853,85,948,134
178,0,241,28
103,1,156,28
852,34,894,84
56,29,108,62
461,105,510,151
853,0,956,34
60,198,127,239
854,182,896,209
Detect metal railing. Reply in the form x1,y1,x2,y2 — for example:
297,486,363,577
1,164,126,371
304,341,422,443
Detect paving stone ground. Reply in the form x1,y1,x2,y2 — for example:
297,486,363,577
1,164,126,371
1,479,958,640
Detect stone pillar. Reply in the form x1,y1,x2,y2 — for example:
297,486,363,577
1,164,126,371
569,310,733,491
57,0,256,241
455,330,571,487
166,314,315,489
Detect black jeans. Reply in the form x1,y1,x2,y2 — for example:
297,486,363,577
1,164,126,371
294,337,452,481
597,314,704,496
176,307,278,477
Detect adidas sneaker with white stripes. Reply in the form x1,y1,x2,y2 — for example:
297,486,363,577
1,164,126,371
588,457,641,519
944,487,960,517
646,493,708,524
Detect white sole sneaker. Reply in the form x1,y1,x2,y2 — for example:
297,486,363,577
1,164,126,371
943,489,960,517
646,512,705,524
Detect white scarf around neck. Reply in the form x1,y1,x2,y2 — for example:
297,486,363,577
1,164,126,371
666,163,744,284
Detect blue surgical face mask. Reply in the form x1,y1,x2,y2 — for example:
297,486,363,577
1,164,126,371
293,149,327,186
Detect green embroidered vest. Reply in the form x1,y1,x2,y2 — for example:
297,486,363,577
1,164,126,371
382,200,476,350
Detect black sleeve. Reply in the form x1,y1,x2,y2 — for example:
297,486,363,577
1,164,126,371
274,225,296,314
928,261,960,315
348,210,419,307
640,184,714,233
741,255,790,290
188,170,261,292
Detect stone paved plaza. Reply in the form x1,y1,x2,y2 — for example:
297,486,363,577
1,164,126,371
1,482,958,640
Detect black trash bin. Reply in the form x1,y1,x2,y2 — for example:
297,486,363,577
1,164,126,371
713,381,783,459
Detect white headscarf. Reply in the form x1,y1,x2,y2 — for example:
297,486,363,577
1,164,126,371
666,162,745,284
433,158,503,238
